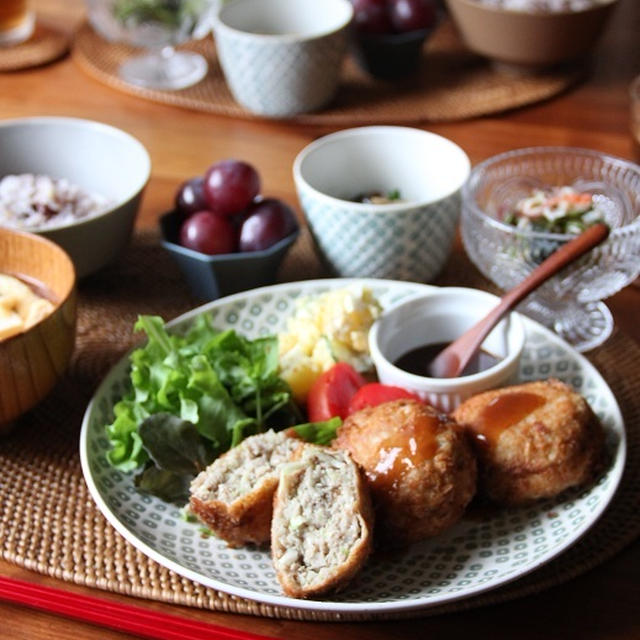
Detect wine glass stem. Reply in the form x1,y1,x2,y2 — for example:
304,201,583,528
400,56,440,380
147,46,179,82
118,45,208,90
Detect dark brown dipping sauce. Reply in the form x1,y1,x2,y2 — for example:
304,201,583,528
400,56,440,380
471,392,546,448
366,411,440,491
394,342,502,378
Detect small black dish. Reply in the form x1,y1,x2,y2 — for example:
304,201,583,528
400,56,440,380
159,209,299,301
352,27,432,80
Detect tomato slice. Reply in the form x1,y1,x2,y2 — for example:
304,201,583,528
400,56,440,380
306,362,366,422
347,383,422,415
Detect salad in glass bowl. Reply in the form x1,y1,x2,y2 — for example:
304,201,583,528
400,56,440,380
501,185,605,235
461,147,640,351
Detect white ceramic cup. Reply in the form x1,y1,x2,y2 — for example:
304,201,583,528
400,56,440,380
293,126,471,282
369,287,526,412
213,0,353,118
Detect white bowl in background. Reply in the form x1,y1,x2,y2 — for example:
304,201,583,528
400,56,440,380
369,287,525,412
0,117,151,277
213,0,353,117
293,126,470,282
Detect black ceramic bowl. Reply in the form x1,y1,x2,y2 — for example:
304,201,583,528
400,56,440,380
352,27,433,80
160,209,299,301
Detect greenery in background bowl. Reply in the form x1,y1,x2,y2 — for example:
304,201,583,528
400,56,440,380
112,0,208,27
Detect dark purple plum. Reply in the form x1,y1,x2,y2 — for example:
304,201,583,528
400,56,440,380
204,159,260,217
179,210,237,255
351,0,393,34
175,176,208,216
239,199,298,252
388,0,436,32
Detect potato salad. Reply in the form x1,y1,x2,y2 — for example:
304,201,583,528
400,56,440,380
278,285,382,402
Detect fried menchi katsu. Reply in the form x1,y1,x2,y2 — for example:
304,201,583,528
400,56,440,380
452,379,605,505
189,429,300,547
335,399,477,546
271,445,374,598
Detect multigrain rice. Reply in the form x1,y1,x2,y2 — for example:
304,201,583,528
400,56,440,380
0,174,110,230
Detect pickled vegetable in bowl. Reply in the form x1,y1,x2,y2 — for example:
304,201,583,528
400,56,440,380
493,178,629,235
502,185,606,235
353,189,405,204
461,147,640,351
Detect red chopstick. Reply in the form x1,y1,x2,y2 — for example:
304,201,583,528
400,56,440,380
0,575,279,640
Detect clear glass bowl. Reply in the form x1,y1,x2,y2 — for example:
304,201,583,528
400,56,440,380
86,0,215,90
461,147,640,351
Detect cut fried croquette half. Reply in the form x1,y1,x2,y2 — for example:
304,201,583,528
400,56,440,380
452,378,605,505
271,445,374,599
189,430,300,547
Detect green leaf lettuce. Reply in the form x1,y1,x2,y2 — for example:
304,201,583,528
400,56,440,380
105,314,299,478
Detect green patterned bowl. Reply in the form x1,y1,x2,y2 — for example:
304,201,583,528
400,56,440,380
293,126,470,282
80,279,625,614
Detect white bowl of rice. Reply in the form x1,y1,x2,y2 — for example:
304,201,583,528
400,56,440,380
0,117,151,277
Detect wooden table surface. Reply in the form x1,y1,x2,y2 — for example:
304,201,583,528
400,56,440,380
2,0,639,638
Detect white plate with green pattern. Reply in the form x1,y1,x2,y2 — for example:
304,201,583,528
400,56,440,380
80,279,626,613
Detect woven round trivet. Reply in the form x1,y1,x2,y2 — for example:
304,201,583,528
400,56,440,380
0,230,638,622
0,22,69,72
71,20,584,125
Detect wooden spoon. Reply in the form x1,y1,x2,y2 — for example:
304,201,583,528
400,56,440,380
428,222,610,379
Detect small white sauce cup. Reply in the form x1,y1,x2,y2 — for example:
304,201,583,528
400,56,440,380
369,287,526,412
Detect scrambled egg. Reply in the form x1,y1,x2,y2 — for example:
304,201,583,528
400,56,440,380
0,273,55,340
278,285,382,403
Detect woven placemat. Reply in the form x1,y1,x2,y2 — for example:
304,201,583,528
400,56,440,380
0,22,69,72
71,20,584,124
1,229,638,622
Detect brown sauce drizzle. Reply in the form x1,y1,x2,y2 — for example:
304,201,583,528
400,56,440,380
470,392,545,448
366,411,440,491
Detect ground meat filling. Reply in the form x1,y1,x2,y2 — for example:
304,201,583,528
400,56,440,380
190,430,299,504
273,449,363,589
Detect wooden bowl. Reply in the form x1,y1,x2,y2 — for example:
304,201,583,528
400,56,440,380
0,228,77,431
